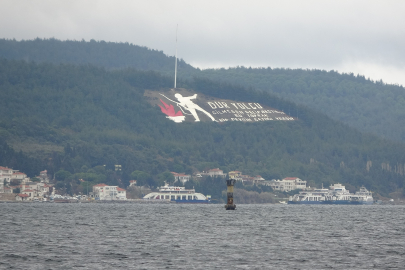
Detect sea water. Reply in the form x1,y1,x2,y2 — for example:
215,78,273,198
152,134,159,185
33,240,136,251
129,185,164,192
0,203,404,269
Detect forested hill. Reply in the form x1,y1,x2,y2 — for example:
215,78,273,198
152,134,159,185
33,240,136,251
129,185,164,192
198,68,405,143
1,59,405,198
0,38,195,75
1,38,404,143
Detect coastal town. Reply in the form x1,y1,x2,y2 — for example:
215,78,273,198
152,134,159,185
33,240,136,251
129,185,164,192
0,165,310,202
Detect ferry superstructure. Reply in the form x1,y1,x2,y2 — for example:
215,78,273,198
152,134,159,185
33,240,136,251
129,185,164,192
351,186,373,204
288,188,329,204
143,185,210,203
323,183,352,204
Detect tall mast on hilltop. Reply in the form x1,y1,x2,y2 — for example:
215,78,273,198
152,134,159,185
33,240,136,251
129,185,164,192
174,24,178,89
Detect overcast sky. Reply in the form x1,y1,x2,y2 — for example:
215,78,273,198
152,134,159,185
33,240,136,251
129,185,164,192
1,0,405,85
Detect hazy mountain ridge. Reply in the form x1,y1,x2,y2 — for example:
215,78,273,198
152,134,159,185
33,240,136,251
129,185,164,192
1,38,403,143
0,38,195,75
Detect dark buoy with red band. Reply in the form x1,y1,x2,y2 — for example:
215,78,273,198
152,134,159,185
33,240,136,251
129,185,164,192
225,178,236,210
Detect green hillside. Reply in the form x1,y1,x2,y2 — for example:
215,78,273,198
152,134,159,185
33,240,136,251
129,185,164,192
198,67,405,142
1,59,405,199
1,38,403,143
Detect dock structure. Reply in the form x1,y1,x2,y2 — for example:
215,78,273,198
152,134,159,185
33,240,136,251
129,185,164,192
225,178,236,210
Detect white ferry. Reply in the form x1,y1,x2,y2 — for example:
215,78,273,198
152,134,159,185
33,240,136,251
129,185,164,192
325,185,373,205
352,186,374,204
322,184,373,205
143,185,210,203
288,184,374,205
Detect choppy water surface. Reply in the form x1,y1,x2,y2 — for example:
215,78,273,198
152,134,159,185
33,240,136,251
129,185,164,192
1,204,405,269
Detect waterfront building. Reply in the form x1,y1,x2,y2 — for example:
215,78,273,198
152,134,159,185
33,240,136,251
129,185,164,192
92,183,127,200
15,194,29,201
266,177,307,192
21,189,35,200
18,182,51,199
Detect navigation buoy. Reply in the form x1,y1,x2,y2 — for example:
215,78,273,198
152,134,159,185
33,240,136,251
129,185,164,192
225,178,236,210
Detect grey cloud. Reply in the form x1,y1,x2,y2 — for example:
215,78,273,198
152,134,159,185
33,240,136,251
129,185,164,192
1,0,404,84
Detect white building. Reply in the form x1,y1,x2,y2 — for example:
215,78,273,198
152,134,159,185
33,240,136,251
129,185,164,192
267,177,307,192
15,194,29,201
21,189,35,200
253,175,265,184
129,180,137,187
171,172,191,184
201,168,226,178
0,166,13,184
93,183,127,200
39,170,50,183
229,171,242,180
11,171,29,183
18,182,51,200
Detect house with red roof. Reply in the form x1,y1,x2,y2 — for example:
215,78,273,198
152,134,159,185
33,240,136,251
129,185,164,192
129,180,137,187
18,181,52,200
21,189,35,200
116,187,127,199
15,194,29,201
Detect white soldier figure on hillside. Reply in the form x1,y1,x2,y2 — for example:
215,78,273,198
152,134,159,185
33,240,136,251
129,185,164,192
174,93,216,122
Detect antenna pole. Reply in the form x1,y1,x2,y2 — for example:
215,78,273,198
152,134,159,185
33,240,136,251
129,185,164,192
174,24,178,89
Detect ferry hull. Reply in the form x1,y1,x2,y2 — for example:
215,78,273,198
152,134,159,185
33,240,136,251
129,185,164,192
171,199,210,204
288,201,323,205
289,201,374,205
322,200,373,205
